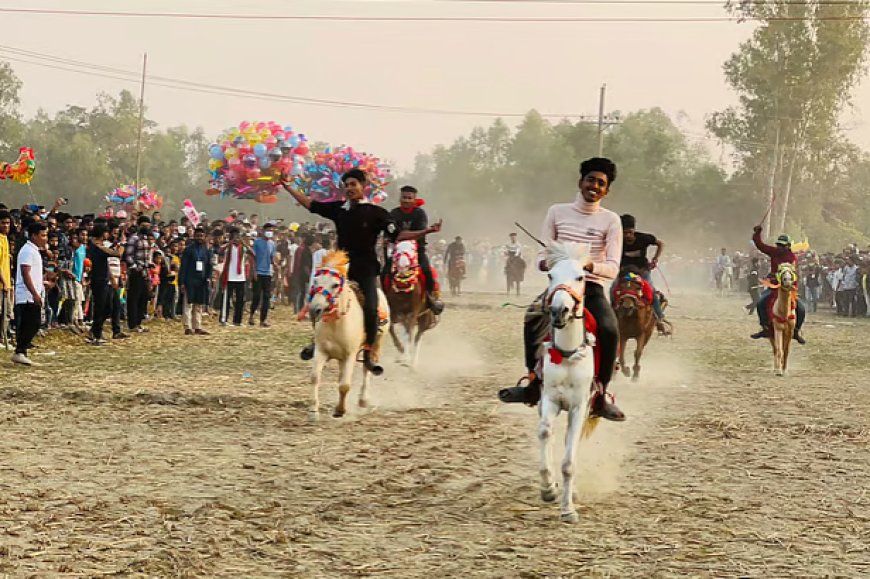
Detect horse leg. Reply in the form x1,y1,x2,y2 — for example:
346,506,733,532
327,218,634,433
309,351,328,422
782,324,792,375
773,327,784,376
389,323,404,359
560,405,583,523
411,322,425,370
333,356,354,418
632,334,647,382
538,397,559,503
619,337,630,378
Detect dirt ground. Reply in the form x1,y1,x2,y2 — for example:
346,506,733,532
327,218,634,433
0,288,867,578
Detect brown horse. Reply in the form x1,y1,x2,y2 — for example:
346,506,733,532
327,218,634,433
763,263,798,376
613,271,656,382
447,255,466,296
505,254,526,296
386,241,437,369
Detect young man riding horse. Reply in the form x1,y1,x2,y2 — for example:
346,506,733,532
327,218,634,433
618,214,669,335
498,157,625,422
750,226,807,344
382,185,444,315
281,169,442,375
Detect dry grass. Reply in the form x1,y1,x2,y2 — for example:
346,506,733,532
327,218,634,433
0,292,867,577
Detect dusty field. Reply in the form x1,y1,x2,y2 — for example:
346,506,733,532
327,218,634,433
0,289,868,578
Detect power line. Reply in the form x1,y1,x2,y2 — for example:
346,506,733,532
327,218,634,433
0,46,600,119
0,7,867,22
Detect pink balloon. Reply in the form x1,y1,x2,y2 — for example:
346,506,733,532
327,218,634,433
228,157,242,170
226,170,239,183
247,167,261,180
239,121,251,131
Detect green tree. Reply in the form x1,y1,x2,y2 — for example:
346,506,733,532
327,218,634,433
708,0,870,237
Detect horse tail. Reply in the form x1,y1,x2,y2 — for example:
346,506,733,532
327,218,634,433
581,416,600,440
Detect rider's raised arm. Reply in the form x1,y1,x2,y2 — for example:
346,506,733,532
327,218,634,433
752,228,777,257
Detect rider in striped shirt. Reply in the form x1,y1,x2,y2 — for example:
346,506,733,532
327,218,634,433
498,157,625,422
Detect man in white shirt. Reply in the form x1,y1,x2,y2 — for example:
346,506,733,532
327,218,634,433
220,228,251,326
13,222,48,366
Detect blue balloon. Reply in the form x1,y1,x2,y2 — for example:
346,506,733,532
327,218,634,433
291,163,303,176
259,157,272,170
254,143,267,158
288,136,300,148
209,145,224,160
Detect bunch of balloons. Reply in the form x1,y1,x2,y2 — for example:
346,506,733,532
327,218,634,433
0,147,36,185
206,121,310,204
105,185,164,210
291,146,391,204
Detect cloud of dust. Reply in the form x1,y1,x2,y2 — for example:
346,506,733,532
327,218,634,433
365,323,488,411
518,348,697,500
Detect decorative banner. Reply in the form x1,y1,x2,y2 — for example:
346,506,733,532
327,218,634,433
206,120,310,204
105,184,164,210
291,145,391,205
182,199,201,227
0,147,36,184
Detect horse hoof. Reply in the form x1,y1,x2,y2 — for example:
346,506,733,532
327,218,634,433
332,408,346,418
621,367,631,378
358,399,369,409
308,411,320,423
560,511,580,524
541,487,558,503
631,375,640,383
774,370,784,377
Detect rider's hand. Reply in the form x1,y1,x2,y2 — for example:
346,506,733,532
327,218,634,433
583,263,594,273
753,225,763,234
649,259,657,270
427,220,443,234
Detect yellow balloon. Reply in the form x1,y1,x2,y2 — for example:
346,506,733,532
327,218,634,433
224,147,238,160
208,158,224,171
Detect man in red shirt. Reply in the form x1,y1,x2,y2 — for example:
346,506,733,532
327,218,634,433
750,225,806,344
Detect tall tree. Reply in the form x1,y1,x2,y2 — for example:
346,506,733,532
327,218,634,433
708,0,870,236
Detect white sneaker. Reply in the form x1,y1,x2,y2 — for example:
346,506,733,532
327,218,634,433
11,353,32,366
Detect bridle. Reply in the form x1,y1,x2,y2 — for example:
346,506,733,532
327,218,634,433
545,279,588,364
308,267,346,319
545,282,586,321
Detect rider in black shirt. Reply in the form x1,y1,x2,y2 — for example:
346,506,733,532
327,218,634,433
620,214,668,334
383,185,444,315
282,169,442,375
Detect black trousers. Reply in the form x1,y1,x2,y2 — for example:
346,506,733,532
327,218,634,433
523,282,618,388
14,302,41,355
127,273,149,330
223,281,246,325
350,270,379,347
111,287,122,335
250,275,272,322
90,283,112,340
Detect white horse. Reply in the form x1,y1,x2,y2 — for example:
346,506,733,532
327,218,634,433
538,241,599,523
306,250,390,420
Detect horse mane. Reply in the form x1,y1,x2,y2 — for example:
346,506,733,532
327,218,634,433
321,250,350,276
545,241,591,270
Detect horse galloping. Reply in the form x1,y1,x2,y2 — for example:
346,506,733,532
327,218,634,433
505,254,526,296
537,241,599,524
763,263,798,376
447,255,465,296
306,250,390,420
385,240,437,369
613,270,656,382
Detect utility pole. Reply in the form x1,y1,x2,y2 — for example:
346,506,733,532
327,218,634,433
597,83,606,156
134,53,147,189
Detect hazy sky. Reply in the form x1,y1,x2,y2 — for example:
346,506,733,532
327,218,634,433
2,0,869,171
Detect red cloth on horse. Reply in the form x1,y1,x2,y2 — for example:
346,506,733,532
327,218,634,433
543,308,600,378
384,266,438,292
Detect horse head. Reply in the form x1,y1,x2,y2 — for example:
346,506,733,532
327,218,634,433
615,270,645,317
391,240,420,292
308,250,349,322
544,241,590,330
776,263,797,291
